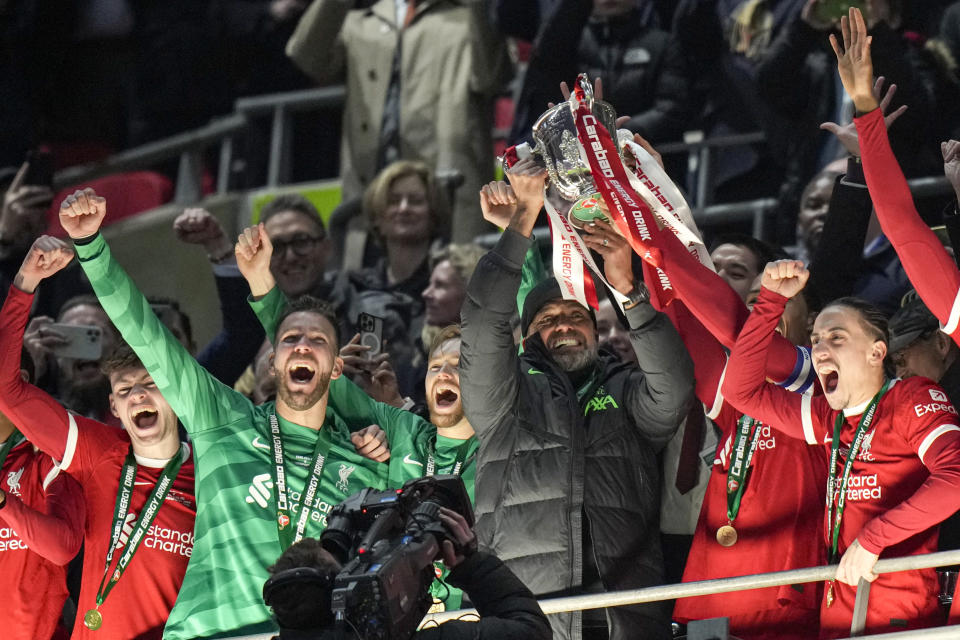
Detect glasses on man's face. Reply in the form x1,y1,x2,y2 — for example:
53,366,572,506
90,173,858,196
271,234,323,260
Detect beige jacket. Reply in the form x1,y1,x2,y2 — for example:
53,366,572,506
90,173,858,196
287,0,510,242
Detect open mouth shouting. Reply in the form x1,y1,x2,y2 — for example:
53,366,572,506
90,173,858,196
817,363,840,395
131,406,160,430
287,361,317,387
433,384,460,412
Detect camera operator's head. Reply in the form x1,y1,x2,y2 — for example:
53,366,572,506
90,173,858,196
265,538,342,633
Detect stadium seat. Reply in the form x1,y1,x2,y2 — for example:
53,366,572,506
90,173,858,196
46,171,174,236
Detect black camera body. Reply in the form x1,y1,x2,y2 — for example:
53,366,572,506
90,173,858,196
320,475,474,640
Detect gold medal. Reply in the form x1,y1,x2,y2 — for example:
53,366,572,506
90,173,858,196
716,524,738,547
826,581,835,608
83,609,103,631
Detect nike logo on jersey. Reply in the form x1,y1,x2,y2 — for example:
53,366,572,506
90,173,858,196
252,436,271,451
527,368,543,376
403,454,424,467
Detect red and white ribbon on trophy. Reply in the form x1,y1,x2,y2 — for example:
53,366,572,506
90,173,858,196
544,81,714,312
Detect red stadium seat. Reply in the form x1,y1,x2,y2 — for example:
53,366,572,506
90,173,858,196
46,171,174,236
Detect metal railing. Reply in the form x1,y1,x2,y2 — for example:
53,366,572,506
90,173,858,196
50,84,956,238
421,549,960,638
224,549,960,640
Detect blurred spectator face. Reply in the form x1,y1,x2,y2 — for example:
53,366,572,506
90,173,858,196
253,339,277,404
58,303,118,394
892,331,951,381
593,0,635,18
596,298,636,363
711,243,760,302
528,299,599,372
152,303,196,354
797,173,834,258
380,174,432,245
422,259,466,326
425,337,465,429
265,210,329,298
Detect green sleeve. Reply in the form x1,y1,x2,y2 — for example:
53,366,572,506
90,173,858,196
248,286,287,345
75,234,252,435
516,243,547,318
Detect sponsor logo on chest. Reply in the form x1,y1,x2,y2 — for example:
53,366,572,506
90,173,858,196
113,512,194,558
584,386,619,415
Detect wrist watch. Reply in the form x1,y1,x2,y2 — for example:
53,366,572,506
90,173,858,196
622,283,651,310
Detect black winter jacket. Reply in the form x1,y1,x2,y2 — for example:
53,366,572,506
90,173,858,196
460,230,694,640
510,0,692,145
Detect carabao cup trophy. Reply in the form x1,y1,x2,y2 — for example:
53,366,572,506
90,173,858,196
501,74,711,311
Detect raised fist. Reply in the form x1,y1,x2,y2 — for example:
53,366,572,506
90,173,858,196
173,208,231,258
59,188,107,239
760,260,810,299
15,235,75,293
235,223,276,297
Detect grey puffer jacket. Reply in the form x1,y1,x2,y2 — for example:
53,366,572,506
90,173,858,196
460,229,694,640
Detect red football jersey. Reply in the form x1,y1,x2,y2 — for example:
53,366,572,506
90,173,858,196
1,439,83,640
802,377,954,636
724,289,960,638
674,401,826,639
0,287,197,639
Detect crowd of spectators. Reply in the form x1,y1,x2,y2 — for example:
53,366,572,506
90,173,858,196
7,2,960,640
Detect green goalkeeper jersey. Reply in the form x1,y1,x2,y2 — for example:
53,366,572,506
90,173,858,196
75,235,411,639
251,287,478,609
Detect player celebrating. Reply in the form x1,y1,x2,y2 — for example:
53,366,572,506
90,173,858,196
0,235,196,639
723,260,960,637
60,188,398,639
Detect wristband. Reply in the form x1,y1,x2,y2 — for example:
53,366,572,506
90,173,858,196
207,247,235,264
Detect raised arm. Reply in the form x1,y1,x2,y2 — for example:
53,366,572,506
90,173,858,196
831,8,960,339
461,164,545,433
578,215,694,447
173,208,265,385
0,238,79,462
1,469,85,564
285,0,348,84
722,261,823,444
60,189,251,434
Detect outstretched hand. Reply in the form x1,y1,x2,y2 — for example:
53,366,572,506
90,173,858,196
59,188,107,239
14,235,75,293
760,260,810,299
829,7,879,113
820,76,907,157
235,223,276,297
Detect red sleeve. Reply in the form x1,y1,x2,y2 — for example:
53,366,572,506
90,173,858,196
666,301,727,408
0,286,71,462
858,379,960,554
721,288,827,444
1,468,85,565
646,207,804,382
856,108,960,341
